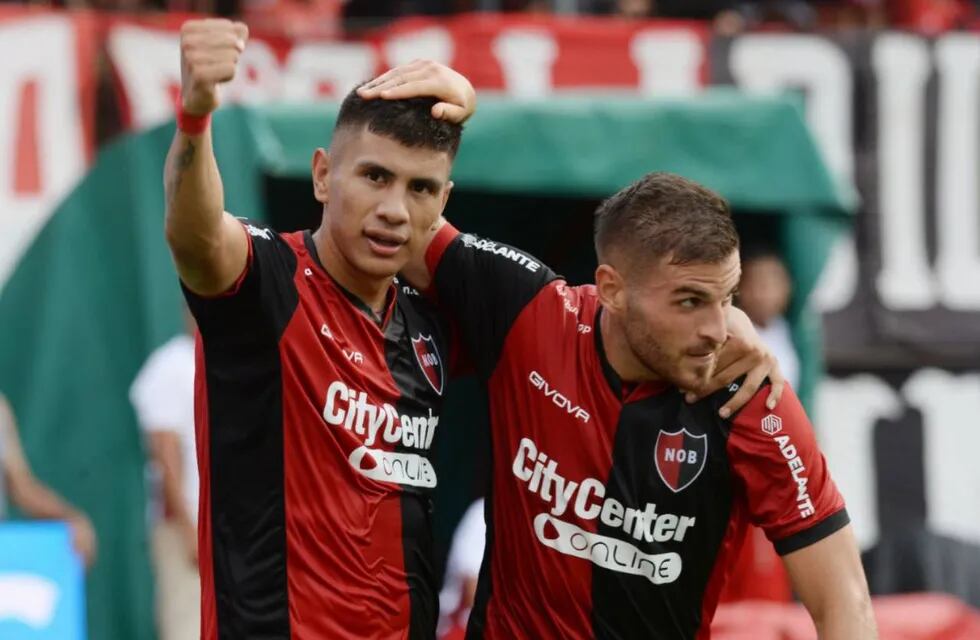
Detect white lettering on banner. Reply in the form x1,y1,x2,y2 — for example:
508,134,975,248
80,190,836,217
0,16,88,291
459,234,541,272
322,380,438,487
869,33,980,311
729,35,854,190
492,29,558,98
512,437,696,545
728,34,859,315
528,371,591,423
816,370,980,551
934,35,980,309
383,27,454,67
107,25,180,127
630,29,703,96
533,513,683,584
283,42,376,102
873,34,934,310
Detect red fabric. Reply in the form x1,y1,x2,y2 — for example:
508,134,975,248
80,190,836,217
193,335,216,640
726,386,845,545
717,525,792,604
176,102,211,135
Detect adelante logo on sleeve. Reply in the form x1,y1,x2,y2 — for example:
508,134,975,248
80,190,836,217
655,428,708,493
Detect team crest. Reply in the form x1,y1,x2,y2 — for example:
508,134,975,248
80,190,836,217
411,334,444,395
655,428,708,493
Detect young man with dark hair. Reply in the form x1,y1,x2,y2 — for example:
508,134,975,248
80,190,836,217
166,24,785,638
165,20,466,639
370,66,875,639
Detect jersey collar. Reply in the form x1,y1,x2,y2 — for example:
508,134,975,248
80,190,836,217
303,230,397,328
593,306,670,404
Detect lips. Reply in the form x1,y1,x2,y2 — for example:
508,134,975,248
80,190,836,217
364,230,406,258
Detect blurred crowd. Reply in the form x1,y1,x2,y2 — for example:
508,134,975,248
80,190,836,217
4,0,980,36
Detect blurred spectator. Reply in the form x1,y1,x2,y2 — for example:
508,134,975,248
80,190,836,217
736,248,799,390
0,393,97,568
438,498,486,640
720,247,800,604
713,0,816,34
129,310,199,640
614,0,653,18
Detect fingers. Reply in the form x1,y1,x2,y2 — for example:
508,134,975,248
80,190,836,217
363,74,443,100
718,363,767,419
359,60,427,94
764,358,786,410
685,355,755,403
433,102,468,123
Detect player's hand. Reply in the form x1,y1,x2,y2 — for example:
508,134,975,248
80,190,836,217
179,18,249,116
685,306,785,418
68,513,97,569
357,60,477,124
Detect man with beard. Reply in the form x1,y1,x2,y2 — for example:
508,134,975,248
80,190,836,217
407,171,876,639
361,63,872,639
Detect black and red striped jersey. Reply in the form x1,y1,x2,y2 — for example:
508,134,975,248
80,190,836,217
425,224,848,640
183,220,452,639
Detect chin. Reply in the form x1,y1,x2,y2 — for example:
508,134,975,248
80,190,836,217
356,254,406,279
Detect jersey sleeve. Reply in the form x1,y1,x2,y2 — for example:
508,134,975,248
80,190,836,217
726,385,849,555
181,219,298,345
424,223,559,379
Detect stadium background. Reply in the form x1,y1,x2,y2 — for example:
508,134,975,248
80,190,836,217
2,2,980,638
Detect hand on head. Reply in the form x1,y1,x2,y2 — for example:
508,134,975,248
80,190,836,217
357,60,477,124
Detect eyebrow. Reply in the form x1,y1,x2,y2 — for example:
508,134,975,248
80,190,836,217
357,161,443,191
672,284,740,299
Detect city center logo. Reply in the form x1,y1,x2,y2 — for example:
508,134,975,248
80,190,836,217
411,334,444,395
655,428,708,493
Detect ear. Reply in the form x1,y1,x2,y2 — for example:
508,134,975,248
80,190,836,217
312,148,330,204
595,263,627,315
440,180,454,211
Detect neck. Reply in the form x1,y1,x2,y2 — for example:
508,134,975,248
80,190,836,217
313,227,392,314
599,310,662,384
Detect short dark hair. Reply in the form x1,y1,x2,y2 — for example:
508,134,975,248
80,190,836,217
334,87,462,158
594,172,738,268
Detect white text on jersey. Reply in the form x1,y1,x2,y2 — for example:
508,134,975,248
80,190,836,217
322,380,438,450
460,234,542,272
512,437,695,543
773,433,815,518
528,371,591,423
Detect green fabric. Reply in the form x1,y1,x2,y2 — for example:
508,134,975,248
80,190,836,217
0,93,851,639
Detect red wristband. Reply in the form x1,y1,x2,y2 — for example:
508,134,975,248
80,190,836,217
176,99,211,135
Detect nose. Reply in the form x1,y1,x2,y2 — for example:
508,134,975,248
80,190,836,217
376,187,410,226
698,303,728,349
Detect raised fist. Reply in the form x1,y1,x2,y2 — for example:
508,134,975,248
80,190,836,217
179,19,249,116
